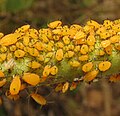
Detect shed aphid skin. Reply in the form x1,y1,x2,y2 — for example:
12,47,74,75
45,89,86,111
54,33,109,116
0,19,119,104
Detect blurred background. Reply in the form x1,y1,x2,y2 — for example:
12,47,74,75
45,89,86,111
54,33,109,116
0,0,120,116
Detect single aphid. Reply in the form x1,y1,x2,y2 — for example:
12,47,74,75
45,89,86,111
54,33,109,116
87,20,100,29
86,35,96,46
28,61,41,69
22,73,40,86
31,93,46,105
105,45,112,55
69,60,80,67
82,62,93,72
50,66,58,75
55,83,63,92
98,61,111,71
70,82,78,91
10,76,21,95
101,40,111,48
79,55,89,61
62,82,69,93
62,36,70,45
80,44,89,54
0,33,20,46
14,49,25,58
55,49,64,61
83,70,99,82
42,65,51,77
48,20,62,29
10,45,17,52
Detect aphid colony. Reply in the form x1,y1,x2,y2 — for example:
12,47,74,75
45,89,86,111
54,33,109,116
0,19,119,105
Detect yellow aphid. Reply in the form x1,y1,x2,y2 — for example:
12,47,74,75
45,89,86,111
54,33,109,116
82,62,93,72
52,28,62,35
83,70,99,82
62,36,70,45
62,82,69,93
10,45,16,51
44,58,50,63
56,49,64,61
0,53,6,62
67,44,74,50
105,45,112,55
0,70,4,78
100,32,111,39
0,79,6,87
28,29,38,39
28,61,41,69
112,24,120,32
103,20,113,28
34,42,44,51
48,20,62,29
74,31,86,40
53,35,60,41
29,39,38,47
14,49,25,58
110,35,119,43
98,49,105,56
89,45,94,52
42,65,51,77
7,53,13,61
19,25,30,32
98,61,111,71
16,42,24,49
109,74,120,82
70,60,80,67
87,20,100,29
79,55,89,61
45,44,53,52
22,73,40,86
31,93,46,105
46,52,53,58
50,66,58,75
23,36,30,46
65,51,74,58
0,32,4,38
37,55,44,61
0,33,19,46
96,26,106,35
70,82,77,90
114,43,120,51
74,38,86,45
74,46,80,52
55,83,63,92
0,46,7,52
80,44,89,54
86,35,96,46
61,25,70,36
70,24,82,30
40,34,49,43
10,76,21,95
101,40,111,48
28,48,39,56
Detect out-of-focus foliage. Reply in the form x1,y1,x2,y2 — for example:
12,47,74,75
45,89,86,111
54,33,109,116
0,0,34,13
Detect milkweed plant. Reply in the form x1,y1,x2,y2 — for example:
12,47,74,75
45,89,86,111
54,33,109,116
0,19,119,105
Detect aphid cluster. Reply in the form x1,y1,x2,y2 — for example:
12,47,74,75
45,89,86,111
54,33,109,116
0,19,119,105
